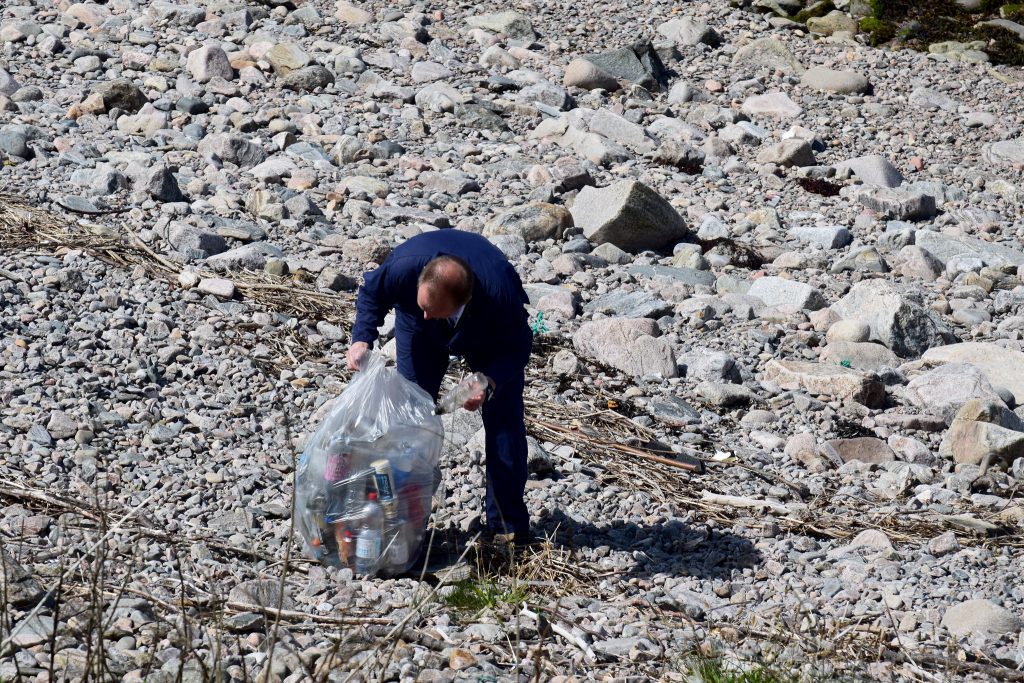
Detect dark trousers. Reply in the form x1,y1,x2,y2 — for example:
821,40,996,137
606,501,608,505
395,319,530,535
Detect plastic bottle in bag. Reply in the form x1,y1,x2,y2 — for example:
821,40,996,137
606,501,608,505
341,529,355,567
324,437,354,519
303,493,337,563
436,372,489,414
355,492,383,575
384,520,410,568
371,459,399,518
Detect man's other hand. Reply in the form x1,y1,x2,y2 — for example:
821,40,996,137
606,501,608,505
346,341,370,371
462,376,494,412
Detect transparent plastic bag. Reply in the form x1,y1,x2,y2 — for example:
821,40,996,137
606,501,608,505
294,353,443,577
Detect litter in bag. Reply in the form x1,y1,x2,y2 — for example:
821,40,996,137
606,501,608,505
294,354,444,576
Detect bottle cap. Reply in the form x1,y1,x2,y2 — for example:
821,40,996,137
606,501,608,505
368,492,377,501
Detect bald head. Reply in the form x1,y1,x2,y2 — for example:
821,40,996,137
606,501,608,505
416,255,474,320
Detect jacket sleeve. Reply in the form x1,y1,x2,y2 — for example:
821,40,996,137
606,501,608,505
351,261,397,345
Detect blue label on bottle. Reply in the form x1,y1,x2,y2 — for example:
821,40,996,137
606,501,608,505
373,469,395,502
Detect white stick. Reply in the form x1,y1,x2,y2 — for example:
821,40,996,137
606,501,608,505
521,605,597,663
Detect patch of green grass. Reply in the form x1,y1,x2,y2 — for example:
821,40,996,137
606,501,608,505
858,0,1024,63
441,579,529,613
1000,2,1024,20
859,16,896,45
977,24,1024,64
793,0,836,23
683,656,800,683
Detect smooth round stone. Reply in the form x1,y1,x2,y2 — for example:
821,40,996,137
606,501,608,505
800,67,870,95
826,319,872,343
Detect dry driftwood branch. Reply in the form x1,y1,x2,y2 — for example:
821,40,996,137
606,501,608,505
528,417,704,473
521,605,597,664
224,601,393,626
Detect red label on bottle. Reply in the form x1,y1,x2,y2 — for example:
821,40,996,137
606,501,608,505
325,452,350,481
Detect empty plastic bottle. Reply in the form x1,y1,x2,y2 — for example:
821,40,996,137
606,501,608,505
305,493,338,565
341,529,355,568
354,492,384,576
384,520,410,568
436,372,489,414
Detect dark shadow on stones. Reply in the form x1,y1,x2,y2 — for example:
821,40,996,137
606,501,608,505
409,508,761,585
536,508,762,582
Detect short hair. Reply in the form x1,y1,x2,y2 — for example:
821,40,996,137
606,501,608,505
418,255,474,305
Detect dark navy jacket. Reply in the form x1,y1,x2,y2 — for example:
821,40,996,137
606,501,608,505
352,229,532,390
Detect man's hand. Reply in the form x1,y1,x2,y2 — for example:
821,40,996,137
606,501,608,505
462,376,494,412
346,341,370,371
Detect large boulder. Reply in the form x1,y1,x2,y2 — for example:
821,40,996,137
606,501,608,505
914,231,1024,269
584,290,672,319
198,134,266,169
747,276,825,311
939,398,1024,470
756,138,816,167
93,79,148,113
570,180,689,253
831,279,956,358
942,600,1022,639
985,138,1024,166
820,341,900,372
800,67,869,94
0,551,46,608
761,359,884,407
572,318,677,378
856,188,937,221
0,68,20,97
577,42,667,91
205,243,284,272
836,154,903,188
562,59,620,91
589,110,655,154
806,10,858,36
281,65,335,92
732,38,804,75
922,342,1024,406
266,43,309,75
678,348,741,383
893,245,944,281
656,17,720,46
186,44,234,83
482,203,572,242
466,11,536,40
906,363,1004,424
940,418,1024,469
822,437,895,465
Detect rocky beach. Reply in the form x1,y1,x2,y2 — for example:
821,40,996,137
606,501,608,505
2,0,1024,680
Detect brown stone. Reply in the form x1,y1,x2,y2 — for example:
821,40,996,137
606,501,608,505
939,420,1024,468
449,648,476,670
822,437,896,465
784,432,826,472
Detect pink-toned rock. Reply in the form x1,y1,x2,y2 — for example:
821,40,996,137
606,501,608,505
65,2,112,27
335,1,372,25
562,58,619,91
785,432,826,472
762,359,884,407
186,44,234,83
822,437,896,465
573,318,677,378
